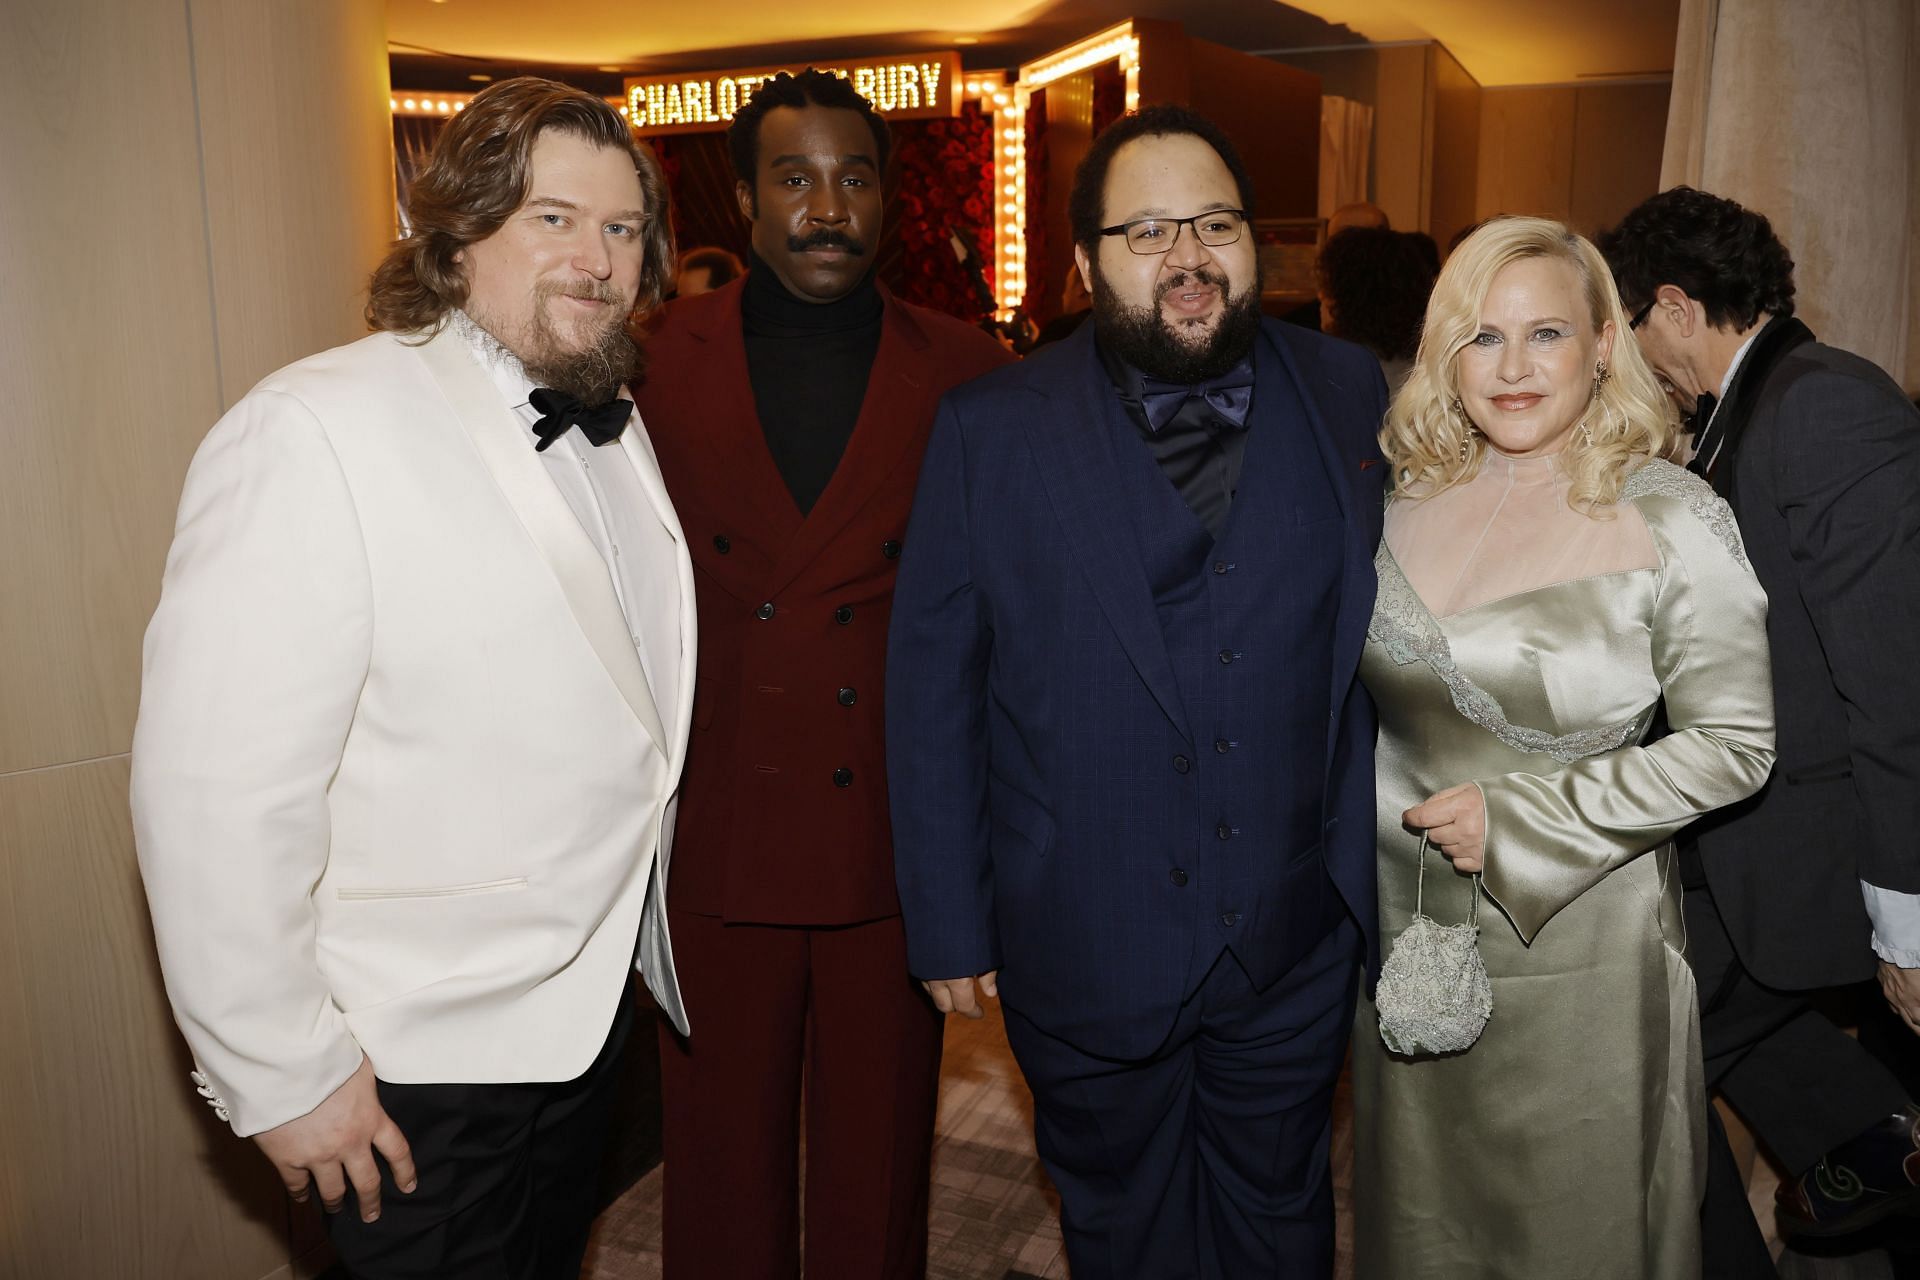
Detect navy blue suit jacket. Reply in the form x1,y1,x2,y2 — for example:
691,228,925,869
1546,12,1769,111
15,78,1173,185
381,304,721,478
886,319,1388,1058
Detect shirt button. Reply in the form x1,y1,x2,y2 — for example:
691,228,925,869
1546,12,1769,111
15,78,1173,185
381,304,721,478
1218,649,1234,665
1170,868,1189,887
835,606,854,625
713,535,731,554
833,767,854,787
1216,823,1233,841
1213,560,1229,575
755,602,776,621
1221,912,1241,927
837,687,857,707
882,539,902,560
1172,754,1190,774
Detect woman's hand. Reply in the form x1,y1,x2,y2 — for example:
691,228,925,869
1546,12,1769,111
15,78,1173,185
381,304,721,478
1404,783,1487,873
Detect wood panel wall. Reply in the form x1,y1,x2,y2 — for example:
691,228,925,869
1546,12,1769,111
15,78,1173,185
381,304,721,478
1477,81,1673,238
0,2,391,1276
1266,44,1670,248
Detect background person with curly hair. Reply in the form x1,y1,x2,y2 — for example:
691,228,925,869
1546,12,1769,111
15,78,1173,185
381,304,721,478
1603,186,1920,1269
1316,226,1439,394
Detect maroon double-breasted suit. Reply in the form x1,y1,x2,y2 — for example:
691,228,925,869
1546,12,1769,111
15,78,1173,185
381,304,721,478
634,275,1012,1278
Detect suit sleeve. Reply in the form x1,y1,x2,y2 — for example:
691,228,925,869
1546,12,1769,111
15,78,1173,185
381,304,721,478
887,394,999,981
1770,369,1920,946
130,389,372,1136
1478,486,1777,942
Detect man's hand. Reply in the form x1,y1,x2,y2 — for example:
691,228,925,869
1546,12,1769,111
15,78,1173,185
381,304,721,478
923,971,999,1020
252,1055,416,1222
1404,783,1488,873
1879,962,1920,1035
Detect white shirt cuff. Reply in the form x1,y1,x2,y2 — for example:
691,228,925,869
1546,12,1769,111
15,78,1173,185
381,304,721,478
1861,880,1920,967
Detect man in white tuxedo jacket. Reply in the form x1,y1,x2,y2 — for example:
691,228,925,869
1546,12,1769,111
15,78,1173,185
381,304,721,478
131,78,693,1277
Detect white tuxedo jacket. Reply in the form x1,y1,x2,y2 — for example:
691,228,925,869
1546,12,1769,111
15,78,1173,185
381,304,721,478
131,324,694,1137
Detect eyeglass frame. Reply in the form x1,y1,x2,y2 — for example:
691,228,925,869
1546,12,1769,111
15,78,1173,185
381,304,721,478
1628,298,1656,330
1097,208,1250,256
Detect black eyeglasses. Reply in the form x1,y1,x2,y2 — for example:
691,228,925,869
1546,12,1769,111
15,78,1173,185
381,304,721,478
1629,299,1656,330
1099,209,1248,256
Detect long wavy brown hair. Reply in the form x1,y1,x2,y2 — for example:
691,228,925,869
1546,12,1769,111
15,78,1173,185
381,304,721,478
366,77,675,334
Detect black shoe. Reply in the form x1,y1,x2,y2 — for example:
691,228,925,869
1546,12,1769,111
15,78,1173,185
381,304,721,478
1777,1108,1920,1238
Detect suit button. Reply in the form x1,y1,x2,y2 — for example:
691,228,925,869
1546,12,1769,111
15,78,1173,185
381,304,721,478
1170,868,1189,886
1214,739,1231,754
1221,912,1241,927
837,687,857,707
833,767,853,787
755,602,775,621
1217,649,1234,664
1213,560,1229,575
882,539,902,559
1216,823,1233,841
713,534,731,554
1172,754,1190,774
835,606,854,625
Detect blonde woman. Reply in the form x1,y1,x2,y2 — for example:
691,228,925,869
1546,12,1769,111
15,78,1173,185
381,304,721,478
1351,217,1777,1278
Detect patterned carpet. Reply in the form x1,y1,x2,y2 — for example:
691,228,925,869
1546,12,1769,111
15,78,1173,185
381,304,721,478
581,1005,1904,1279
582,1002,1359,1279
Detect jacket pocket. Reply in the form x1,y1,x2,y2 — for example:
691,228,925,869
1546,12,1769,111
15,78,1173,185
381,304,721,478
988,774,1055,857
335,876,528,901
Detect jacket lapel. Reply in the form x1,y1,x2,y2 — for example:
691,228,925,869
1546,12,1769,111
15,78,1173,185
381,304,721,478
418,326,669,758
1704,316,1816,498
1258,323,1372,763
617,417,697,773
762,288,937,596
1024,325,1192,741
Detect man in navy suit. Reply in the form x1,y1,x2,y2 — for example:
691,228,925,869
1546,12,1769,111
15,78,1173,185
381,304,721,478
887,106,1388,1278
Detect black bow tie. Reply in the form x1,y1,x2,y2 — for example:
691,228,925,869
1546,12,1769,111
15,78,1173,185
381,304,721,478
1138,361,1256,433
529,388,632,453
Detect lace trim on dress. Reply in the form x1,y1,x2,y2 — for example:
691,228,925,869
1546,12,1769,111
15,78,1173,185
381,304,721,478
1369,545,1649,764
1620,459,1747,567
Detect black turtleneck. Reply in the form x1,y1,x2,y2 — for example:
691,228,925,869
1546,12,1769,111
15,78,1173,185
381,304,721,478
742,252,885,515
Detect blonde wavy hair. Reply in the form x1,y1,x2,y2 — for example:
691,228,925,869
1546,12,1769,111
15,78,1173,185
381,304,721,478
1381,216,1677,510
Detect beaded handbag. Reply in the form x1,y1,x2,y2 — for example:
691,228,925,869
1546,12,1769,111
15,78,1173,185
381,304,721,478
1374,832,1493,1055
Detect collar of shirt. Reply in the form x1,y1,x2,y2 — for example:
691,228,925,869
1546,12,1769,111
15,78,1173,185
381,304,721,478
450,309,540,425
1712,324,1765,409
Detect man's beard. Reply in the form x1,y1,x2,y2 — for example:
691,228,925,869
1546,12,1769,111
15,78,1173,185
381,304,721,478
1091,262,1263,383
476,278,639,404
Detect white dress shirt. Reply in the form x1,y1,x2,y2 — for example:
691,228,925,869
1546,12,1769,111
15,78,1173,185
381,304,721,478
452,311,679,722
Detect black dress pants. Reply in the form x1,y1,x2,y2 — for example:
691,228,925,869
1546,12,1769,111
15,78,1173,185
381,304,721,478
1687,869,1908,1279
325,995,633,1280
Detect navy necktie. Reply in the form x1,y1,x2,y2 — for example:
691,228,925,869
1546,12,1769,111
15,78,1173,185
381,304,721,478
529,388,632,453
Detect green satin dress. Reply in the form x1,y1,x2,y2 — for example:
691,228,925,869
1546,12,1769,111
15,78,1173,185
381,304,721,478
1352,458,1776,1279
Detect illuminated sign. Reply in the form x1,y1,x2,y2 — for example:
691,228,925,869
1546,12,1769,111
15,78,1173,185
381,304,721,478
625,52,960,135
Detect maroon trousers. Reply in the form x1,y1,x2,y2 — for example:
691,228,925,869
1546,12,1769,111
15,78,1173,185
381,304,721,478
658,909,945,1280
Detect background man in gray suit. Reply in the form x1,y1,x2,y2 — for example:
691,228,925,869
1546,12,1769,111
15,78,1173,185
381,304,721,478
1604,188,1920,1274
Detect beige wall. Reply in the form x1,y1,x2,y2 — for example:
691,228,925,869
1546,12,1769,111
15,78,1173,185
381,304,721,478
1268,45,1671,250
1477,81,1673,239
0,2,391,1276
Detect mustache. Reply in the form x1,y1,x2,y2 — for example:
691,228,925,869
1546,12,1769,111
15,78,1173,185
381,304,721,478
787,229,867,256
1155,267,1231,302
536,279,627,307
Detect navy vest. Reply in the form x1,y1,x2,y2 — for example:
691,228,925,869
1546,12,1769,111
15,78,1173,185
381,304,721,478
1103,333,1347,986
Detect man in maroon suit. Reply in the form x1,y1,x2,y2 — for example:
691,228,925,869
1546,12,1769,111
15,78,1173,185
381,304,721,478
633,70,1012,1278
